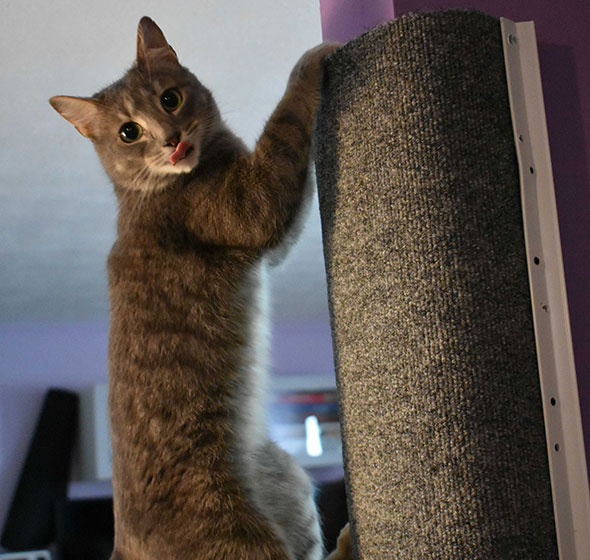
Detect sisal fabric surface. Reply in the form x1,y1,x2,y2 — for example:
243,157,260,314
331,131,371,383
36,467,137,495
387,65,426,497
314,11,557,559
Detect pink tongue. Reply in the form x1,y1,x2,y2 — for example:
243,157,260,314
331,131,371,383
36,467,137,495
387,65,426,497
170,141,193,165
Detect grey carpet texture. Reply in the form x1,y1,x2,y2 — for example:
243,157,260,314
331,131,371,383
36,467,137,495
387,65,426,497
314,11,557,559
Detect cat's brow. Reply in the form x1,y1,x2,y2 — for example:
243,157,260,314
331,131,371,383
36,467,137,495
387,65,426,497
122,93,138,117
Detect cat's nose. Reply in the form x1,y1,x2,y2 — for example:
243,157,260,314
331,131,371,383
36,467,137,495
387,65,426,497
164,132,181,147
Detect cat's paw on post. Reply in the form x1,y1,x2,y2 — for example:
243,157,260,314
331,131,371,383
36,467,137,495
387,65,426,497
288,42,342,90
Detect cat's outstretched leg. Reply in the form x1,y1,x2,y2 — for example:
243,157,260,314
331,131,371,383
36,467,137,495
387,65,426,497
185,42,341,251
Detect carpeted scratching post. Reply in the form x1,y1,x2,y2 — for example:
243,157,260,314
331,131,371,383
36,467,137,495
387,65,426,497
315,11,558,559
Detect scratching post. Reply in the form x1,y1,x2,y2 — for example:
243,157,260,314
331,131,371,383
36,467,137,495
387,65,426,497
315,11,558,558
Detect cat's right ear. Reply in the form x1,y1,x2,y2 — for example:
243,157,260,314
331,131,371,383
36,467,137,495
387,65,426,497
136,17,179,71
49,96,101,139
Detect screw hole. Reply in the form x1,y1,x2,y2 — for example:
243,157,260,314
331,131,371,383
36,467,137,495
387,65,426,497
550,397,556,406
534,257,540,265
529,166,535,174
518,134,524,143
542,304,548,312
554,443,560,452
508,34,517,44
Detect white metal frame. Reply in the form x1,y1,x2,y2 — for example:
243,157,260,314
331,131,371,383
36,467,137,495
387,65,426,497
501,17,590,558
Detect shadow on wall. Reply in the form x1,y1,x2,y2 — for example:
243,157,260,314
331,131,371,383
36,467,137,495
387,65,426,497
538,43,590,471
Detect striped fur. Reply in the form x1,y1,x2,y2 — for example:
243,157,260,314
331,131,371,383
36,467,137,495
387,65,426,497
51,17,339,560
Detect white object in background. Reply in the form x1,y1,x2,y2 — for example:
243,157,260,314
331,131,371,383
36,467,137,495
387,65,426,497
78,383,111,480
270,422,342,469
305,415,323,457
269,374,343,469
0,551,51,560
501,17,590,559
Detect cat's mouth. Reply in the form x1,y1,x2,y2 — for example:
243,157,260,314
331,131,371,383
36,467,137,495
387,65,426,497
170,141,194,165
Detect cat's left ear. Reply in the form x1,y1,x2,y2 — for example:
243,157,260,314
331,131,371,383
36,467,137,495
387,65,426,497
136,17,179,70
49,96,101,139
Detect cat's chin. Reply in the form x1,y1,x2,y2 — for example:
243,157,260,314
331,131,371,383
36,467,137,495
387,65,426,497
165,149,199,176
167,162,197,175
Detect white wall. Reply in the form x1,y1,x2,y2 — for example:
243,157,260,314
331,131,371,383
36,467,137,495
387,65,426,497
0,0,328,323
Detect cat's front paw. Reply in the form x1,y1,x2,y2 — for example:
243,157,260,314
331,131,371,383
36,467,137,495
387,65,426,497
288,42,342,90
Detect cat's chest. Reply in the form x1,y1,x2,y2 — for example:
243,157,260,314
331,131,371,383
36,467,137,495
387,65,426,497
107,241,255,320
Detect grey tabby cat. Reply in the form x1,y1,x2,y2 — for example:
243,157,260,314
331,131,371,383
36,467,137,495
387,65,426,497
50,16,347,560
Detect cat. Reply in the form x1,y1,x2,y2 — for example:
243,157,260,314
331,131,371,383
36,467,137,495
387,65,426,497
50,16,345,560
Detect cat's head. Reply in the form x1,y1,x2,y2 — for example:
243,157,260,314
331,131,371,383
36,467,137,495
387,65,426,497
50,17,221,192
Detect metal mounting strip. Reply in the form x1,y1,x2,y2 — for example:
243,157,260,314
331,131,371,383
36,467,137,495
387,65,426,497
501,17,590,558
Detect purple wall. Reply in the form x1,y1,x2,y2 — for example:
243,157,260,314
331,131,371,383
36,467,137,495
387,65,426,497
270,320,335,376
319,0,394,44
319,0,590,474
0,322,109,533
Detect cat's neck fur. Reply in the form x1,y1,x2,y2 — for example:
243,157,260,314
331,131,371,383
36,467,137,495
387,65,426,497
114,122,245,242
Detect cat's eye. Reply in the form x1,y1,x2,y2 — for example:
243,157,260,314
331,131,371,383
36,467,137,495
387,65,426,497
160,88,183,112
119,122,143,143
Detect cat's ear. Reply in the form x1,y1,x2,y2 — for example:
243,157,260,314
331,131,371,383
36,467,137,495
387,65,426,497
136,17,179,70
49,96,101,139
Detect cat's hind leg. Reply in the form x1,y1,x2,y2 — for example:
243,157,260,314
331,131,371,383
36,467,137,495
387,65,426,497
250,441,323,560
325,524,352,560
